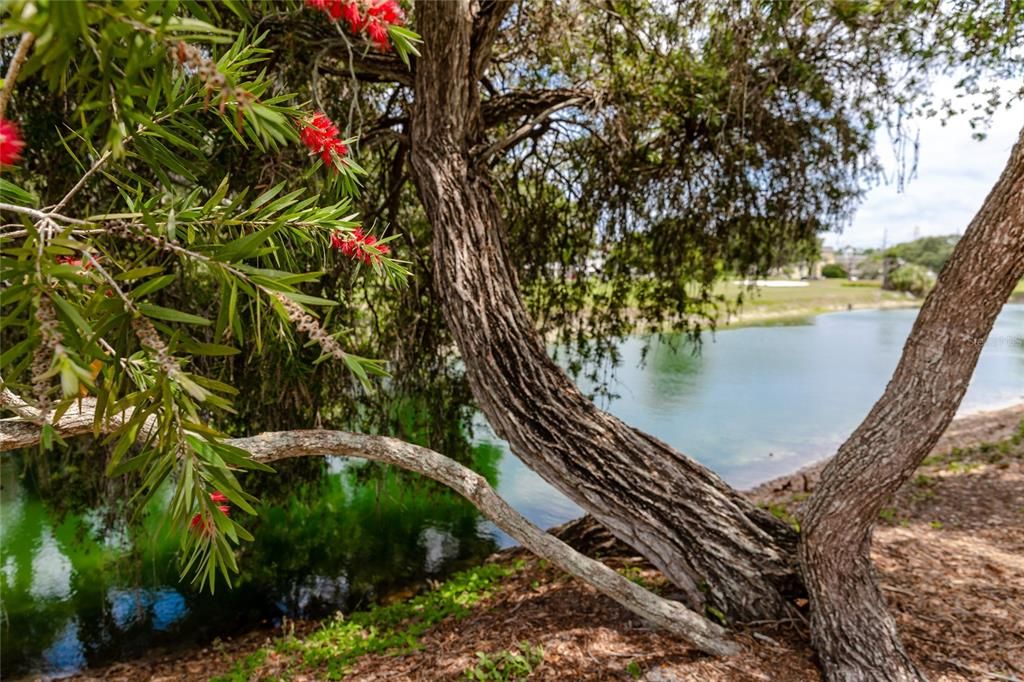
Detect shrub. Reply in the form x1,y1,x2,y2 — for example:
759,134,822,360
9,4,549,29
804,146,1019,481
821,263,848,278
887,264,935,297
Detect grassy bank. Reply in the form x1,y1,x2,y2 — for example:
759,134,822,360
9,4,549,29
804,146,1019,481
716,279,917,327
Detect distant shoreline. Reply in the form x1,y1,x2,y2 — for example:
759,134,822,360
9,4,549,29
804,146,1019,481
718,296,920,329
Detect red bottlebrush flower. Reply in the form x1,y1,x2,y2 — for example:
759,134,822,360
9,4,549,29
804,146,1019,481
55,254,96,270
305,0,400,51
300,112,348,169
189,504,231,534
210,491,229,503
366,21,391,50
330,230,348,251
0,119,25,167
367,0,403,25
340,2,364,32
189,512,213,534
323,138,348,165
331,227,391,265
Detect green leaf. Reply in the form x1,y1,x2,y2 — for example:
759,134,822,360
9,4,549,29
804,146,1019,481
138,303,211,326
116,266,166,281
214,223,284,262
130,275,178,299
0,178,39,206
278,291,339,307
50,292,93,336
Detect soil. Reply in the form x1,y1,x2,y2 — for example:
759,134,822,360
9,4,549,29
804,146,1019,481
66,404,1024,682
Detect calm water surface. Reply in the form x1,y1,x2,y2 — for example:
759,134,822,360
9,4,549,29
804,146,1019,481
3,305,1022,677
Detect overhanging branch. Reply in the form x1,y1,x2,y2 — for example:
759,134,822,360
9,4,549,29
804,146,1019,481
260,14,413,86
0,397,738,657
481,87,593,129
478,95,587,162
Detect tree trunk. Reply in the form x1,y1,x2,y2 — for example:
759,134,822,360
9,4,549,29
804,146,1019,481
799,126,1024,681
407,0,799,622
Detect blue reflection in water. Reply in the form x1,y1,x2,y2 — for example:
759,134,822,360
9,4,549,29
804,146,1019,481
109,588,187,632
42,619,86,675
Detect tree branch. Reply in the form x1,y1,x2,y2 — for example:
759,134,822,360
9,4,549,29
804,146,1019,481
0,32,35,120
0,398,739,657
0,384,40,421
478,95,587,162
481,87,592,128
0,202,90,226
472,0,515,80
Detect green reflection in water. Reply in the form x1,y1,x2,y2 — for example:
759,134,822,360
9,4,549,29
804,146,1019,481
1,445,503,678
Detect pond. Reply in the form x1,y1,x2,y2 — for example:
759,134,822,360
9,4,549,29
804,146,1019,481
3,304,1022,678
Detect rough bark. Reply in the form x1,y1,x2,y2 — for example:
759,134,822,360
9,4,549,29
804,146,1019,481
406,0,800,622
0,401,738,656
798,126,1024,681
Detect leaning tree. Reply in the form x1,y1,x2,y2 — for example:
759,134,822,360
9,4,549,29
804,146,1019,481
2,0,1023,678
292,0,1024,622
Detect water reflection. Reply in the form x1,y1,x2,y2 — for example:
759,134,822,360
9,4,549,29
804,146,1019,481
2,305,1022,677
108,588,187,632
43,619,86,674
1,450,502,678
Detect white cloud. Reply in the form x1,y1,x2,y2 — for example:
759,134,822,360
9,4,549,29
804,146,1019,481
829,82,1021,250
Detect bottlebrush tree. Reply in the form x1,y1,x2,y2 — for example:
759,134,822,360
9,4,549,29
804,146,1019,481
3,1,1024,677
0,0,416,590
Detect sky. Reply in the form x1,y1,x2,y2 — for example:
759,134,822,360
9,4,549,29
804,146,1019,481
828,88,1021,250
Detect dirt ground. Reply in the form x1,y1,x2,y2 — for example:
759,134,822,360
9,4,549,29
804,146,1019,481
70,404,1024,681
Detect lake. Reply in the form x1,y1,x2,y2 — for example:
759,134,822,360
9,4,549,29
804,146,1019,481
2,304,1022,678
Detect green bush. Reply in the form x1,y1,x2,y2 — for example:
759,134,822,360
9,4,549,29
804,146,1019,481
887,264,935,297
821,263,848,278
886,235,959,272
465,642,545,681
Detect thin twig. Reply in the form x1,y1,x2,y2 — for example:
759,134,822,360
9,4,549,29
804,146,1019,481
0,202,91,226
49,150,113,214
0,228,105,240
47,98,193,213
0,32,35,120
83,252,136,312
936,657,1020,682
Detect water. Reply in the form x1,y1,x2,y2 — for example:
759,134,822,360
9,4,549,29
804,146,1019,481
3,305,1022,677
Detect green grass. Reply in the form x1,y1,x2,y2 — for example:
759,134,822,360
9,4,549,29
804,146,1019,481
923,423,1024,470
759,501,801,532
717,279,914,325
214,561,525,681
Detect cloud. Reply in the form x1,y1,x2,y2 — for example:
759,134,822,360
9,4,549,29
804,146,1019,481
829,84,1020,249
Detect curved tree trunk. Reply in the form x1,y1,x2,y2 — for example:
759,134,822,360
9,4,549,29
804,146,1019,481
798,126,1024,681
407,0,799,622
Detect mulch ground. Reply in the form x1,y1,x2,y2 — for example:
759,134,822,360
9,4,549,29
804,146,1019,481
71,405,1024,681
